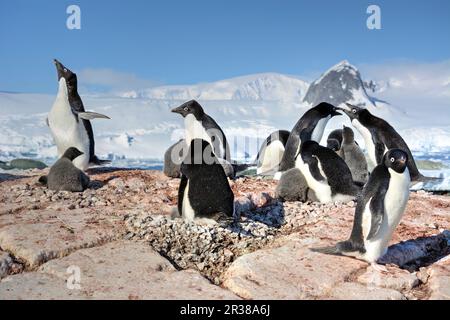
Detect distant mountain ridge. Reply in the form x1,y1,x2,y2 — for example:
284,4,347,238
118,61,378,109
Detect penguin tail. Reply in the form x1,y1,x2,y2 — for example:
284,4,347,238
90,156,111,166
38,175,48,185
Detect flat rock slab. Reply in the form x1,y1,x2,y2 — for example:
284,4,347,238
0,241,239,300
427,256,450,300
223,237,368,299
328,282,405,300
0,272,86,300
0,209,125,268
357,265,419,291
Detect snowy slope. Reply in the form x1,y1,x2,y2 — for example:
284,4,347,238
119,73,309,101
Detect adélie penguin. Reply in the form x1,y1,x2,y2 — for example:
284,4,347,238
256,130,290,175
275,102,341,179
311,149,410,265
48,59,110,171
171,100,231,162
338,103,427,182
294,137,361,203
178,139,235,222
39,147,90,192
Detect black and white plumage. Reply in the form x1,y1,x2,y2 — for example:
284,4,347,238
295,139,360,203
338,103,423,181
256,130,290,175
276,102,341,179
40,147,90,192
178,139,234,222
171,100,230,162
163,139,187,178
47,59,110,171
312,149,411,264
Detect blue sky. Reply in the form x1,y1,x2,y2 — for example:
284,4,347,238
0,0,449,93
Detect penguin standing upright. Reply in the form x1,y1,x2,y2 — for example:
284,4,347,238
338,103,423,181
338,126,369,184
311,149,410,265
171,100,230,161
295,137,361,203
276,103,341,179
47,59,110,171
256,130,290,175
39,147,90,192
178,139,234,222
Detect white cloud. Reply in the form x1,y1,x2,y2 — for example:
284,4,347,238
78,68,159,91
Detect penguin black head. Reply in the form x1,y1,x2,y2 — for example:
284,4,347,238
183,139,217,166
327,138,341,151
337,103,367,120
171,100,205,119
313,102,342,118
53,59,77,91
298,139,319,157
342,125,355,143
62,147,84,161
383,148,408,173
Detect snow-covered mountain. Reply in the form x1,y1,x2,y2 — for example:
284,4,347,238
119,73,309,101
1,60,450,166
303,60,376,108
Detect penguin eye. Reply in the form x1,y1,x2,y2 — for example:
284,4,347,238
183,107,189,112
390,157,395,163
64,68,67,72
352,109,357,114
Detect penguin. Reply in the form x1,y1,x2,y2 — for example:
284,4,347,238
163,139,187,178
171,100,230,162
295,137,361,203
338,126,369,184
276,102,341,179
39,147,90,192
326,129,343,152
178,139,234,222
256,130,290,175
47,59,110,171
311,149,411,265
276,167,312,202
338,103,424,182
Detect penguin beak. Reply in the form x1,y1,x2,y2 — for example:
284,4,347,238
171,106,185,116
54,59,66,80
332,107,342,117
336,105,353,118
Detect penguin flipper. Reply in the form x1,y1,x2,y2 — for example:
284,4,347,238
366,185,387,240
375,142,386,164
78,111,111,120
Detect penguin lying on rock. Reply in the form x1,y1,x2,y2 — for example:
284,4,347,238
295,137,361,204
39,147,90,192
311,149,410,267
177,139,235,222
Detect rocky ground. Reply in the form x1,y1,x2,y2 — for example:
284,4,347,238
0,168,449,300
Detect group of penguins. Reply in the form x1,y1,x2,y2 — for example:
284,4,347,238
40,59,433,267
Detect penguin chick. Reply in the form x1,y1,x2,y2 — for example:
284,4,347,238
45,147,90,192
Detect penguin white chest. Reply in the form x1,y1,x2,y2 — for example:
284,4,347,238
48,79,90,170
363,168,410,263
295,155,332,203
184,114,213,147
257,140,285,174
311,116,331,143
182,181,196,222
352,119,377,170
